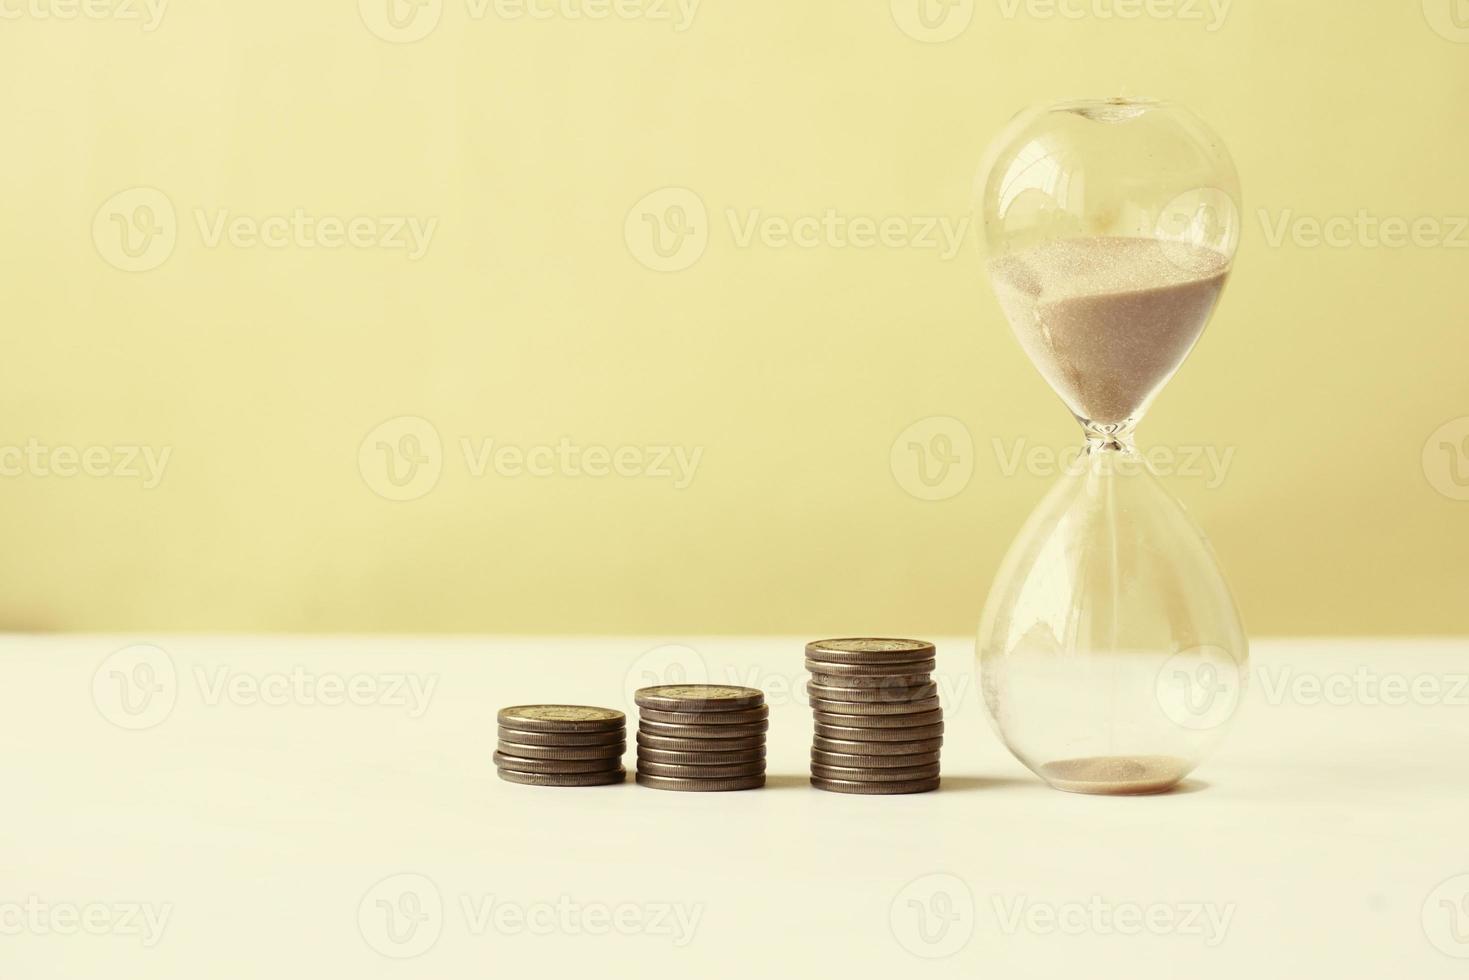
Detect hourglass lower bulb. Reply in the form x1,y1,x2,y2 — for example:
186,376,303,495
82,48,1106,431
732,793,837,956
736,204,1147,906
975,98,1248,794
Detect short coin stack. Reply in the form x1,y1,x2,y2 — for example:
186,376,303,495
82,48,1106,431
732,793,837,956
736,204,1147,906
806,638,943,794
496,705,627,786
634,685,768,791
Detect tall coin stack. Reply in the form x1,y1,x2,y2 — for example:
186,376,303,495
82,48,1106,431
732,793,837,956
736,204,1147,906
806,638,943,794
496,705,627,786
634,685,768,792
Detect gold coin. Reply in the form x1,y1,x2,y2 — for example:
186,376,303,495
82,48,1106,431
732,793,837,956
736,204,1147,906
633,685,765,711
497,768,626,787
810,775,939,795
496,705,625,733
634,772,765,792
804,638,936,665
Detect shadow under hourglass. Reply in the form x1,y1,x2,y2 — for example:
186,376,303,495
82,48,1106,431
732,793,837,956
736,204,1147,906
1048,776,1214,797
1160,777,1211,795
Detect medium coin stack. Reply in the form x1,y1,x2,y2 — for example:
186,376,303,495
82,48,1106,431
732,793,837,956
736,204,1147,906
496,705,627,787
806,638,943,794
634,685,768,791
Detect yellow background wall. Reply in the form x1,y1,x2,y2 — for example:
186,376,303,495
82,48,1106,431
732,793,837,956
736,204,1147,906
0,0,1464,634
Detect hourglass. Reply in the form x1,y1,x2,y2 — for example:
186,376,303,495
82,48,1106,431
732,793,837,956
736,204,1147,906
975,98,1248,795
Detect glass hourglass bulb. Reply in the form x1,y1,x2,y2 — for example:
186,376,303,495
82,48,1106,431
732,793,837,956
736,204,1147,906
975,97,1248,794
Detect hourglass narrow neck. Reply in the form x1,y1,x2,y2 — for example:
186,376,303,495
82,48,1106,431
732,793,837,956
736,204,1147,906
1081,418,1138,453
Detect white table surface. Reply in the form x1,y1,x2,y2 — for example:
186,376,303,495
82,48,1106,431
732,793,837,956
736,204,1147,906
3,634,1466,979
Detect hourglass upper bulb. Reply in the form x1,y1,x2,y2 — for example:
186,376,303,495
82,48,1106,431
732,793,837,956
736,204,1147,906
977,97,1241,435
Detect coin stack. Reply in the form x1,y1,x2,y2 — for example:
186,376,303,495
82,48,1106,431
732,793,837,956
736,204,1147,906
806,638,943,794
496,705,627,787
634,685,768,792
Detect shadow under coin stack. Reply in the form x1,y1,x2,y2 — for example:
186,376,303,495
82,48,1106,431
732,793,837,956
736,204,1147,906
634,685,768,791
495,705,627,786
806,638,943,794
